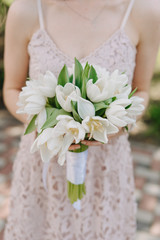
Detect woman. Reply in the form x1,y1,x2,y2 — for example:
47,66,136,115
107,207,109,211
3,0,160,239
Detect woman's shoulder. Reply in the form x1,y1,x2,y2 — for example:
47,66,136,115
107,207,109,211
134,0,160,25
8,0,37,20
134,0,160,41
6,0,39,40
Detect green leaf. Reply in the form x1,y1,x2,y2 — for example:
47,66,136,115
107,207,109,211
93,97,117,116
81,72,87,99
81,62,90,99
83,62,90,78
55,95,61,109
74,58,83,89
128,87,137,99
24,115,37,135
57,64,69,86
41,108,71,130
104,96,117,105
69,74,73,83
94,102,108,112
124,126,129,131
46,107,56,118
125,103,132,109
69,143,88,153
47,97,55,107
95,108,106,117
71,101,82,123
88,65,98,83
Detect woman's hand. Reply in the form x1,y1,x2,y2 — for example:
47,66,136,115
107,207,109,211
68,128,124,150
81,128,124,146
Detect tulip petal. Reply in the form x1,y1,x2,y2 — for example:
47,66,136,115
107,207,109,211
56,115,73,121
58,133,74,165
36,108,47,133
40,144,53,162
107,115,127,127
93,130,108,143
77,97,95,119
106,122,119,134
30,138,39,153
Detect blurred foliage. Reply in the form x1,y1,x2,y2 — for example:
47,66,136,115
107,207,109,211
0,0,13,31
144,101,160,137
0,0,13,93
147,102,160,130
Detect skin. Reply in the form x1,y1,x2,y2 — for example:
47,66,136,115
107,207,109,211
3,0,160,151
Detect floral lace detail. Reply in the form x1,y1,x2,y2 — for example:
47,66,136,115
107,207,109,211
27,29,136,83
4,28,137,240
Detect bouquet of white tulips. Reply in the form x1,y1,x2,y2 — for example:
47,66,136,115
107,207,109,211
17,58,144,210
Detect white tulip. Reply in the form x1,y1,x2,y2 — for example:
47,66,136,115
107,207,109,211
105,99,133,127
56,83,81,112
126,96,145,119
81,63,110,79
55,115,86,165
16,81,46,116
38,71,57,98
82,116,118,143
30,128,59,162
85,68,131,102
86,77,110,102
17,71,57,117
31,115,86,166
68,92,95,120
35,108,47,133
107,69,131,99
56,115,86,144
90,64,110,79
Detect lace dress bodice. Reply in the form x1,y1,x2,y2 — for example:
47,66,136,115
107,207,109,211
28,28,136,83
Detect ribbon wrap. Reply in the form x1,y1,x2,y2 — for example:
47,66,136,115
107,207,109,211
66,150,88,184
42,161,50,192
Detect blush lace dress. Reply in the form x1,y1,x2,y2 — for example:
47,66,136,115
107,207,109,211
4,0,137,239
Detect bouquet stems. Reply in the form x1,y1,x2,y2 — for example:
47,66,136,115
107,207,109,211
67,181,86,204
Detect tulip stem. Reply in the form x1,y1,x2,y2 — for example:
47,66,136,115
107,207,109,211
67,181,86,204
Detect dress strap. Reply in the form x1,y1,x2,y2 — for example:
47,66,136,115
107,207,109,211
120,0,135,30
37,0,45,29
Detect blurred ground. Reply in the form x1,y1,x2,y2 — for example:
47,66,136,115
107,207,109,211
0,109,160,240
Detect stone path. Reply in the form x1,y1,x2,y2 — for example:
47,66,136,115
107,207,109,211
0,109,160,240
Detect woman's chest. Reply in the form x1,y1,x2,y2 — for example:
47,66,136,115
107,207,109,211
28,28,137,84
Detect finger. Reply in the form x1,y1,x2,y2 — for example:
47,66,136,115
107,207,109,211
68,144,81,150
81,140,103,146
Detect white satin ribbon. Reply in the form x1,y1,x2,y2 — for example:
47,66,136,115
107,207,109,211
42,161,50,192
73,199,81,210
66,150,88,210
66,150,88,184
